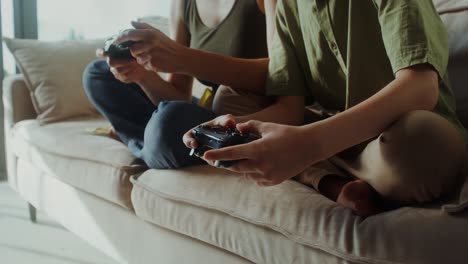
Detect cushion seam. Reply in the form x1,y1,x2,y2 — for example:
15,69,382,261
16,145,138,209
13,128,140,170
132,178,402,264
17,157,135,211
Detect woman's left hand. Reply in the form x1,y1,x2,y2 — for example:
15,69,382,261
204,121,327,186
114,21,188,73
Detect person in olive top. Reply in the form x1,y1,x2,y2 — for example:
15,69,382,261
83,0,277,169
180,0,468,217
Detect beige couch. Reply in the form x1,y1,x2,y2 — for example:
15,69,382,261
4,1,468,263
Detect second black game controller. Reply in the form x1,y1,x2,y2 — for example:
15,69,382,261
189,125,259,168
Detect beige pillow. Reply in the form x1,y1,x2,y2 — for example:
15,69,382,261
3,37,103,124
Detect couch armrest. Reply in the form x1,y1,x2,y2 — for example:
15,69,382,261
3,74,36,126
3,74,36,190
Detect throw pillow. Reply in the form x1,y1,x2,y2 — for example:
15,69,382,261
3,37,103,124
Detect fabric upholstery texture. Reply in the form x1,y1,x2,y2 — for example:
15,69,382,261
131,167,351,264
11,119,146,209
2,74,36,190
16,159,252,264
2,75,36,124
131,166,468,264
3,38,102,124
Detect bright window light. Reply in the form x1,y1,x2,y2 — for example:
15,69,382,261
2,0,15,76
37,0,171,41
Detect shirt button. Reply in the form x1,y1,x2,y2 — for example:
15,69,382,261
330,42,338,51
312,6,318,13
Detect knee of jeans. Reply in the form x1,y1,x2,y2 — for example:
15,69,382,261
158,100,216,124
141,150,174,169
375,110,466,203
140,124,178,169
140,129,192,170
140,102,210,169
82,59,109,97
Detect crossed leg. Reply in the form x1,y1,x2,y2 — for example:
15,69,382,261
297,110,467,217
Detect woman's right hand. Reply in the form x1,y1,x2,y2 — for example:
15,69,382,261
113,21,189,74
96,48,149,84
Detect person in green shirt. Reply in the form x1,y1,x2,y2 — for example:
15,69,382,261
122,0,468,216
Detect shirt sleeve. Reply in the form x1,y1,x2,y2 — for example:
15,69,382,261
372,0,449,77
265,0,308,96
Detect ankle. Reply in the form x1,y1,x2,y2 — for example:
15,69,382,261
318,175,351,202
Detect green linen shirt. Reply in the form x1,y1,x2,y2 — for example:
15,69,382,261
267,0,468,143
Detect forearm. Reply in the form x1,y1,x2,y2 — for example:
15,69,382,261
136,72,192,105
180,48,269,95
235,96,305,125
304,67,439,158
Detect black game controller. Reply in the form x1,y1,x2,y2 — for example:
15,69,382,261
103,34,138,59
190,125,259,168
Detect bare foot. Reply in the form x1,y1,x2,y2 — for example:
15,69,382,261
336,180,380,217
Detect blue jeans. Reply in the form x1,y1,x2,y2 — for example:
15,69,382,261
82,59,217,169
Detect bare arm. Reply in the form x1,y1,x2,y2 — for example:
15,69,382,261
178,0,278,94
165,0,194,100
180,50,269,94
235,96,304,125
132,0,194,104
304,64,439,159
118,0,278,95
198,65,440,185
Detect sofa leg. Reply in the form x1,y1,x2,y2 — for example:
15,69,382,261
28,203,37,223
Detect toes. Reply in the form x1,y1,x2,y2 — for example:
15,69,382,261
337,180,380,217
340,180,370,201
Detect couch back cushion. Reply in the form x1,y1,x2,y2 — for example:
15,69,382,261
3,12,467,125
3,38,102,124
434,0,468,127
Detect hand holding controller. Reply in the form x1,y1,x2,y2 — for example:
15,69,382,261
189,125,259,168
103,34,138,59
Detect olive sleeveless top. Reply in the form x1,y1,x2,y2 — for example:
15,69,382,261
184,0,268,88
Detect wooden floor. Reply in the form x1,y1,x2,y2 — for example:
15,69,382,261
0,181,117,264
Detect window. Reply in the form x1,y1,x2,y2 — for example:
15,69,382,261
2,0,171,76
37,0,171,41
2,0,15,76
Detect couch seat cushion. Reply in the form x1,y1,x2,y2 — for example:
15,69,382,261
12,118,147,209
131,166,468,264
